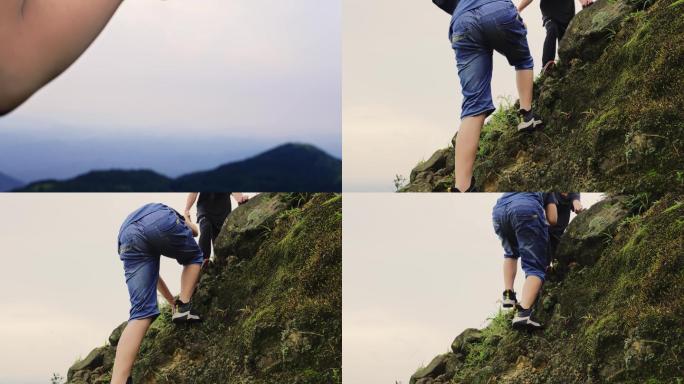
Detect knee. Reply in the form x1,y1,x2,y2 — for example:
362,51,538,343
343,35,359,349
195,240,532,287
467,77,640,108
545,21,559,36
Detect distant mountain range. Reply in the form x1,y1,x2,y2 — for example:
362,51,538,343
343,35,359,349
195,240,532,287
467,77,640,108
13,143,341,192
0,172,24,192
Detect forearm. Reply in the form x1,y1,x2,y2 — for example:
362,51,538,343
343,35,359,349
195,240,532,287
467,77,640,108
185,193,199,215
517,0,533,12
157,276,175,306
0,0,122,115
546,204,558,226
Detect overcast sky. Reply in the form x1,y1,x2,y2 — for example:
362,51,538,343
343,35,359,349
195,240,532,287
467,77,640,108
0,193,256,384
343,193,604,383
0,0,341,181
343,1,586,191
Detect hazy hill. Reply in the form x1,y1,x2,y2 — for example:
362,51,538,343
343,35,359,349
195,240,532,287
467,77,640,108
16,143,341,192
0,171,23,191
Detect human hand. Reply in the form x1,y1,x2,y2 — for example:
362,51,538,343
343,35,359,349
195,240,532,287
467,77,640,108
237,195,250,205
167,295,177,310
573,200,585,213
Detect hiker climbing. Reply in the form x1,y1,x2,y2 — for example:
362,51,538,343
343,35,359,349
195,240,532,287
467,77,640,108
0,0,122,116
185,193,249,268
492,192,557,330
433,0,544,192
549,193,584,257
517,0,594,73
112,203,204,384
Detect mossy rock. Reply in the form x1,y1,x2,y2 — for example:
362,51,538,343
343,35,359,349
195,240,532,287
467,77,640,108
555,196,630,268
559,0,636,63
214,193,288,260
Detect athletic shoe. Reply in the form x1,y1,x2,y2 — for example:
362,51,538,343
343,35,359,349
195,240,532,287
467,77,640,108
172,299,202,324
448,176,477,192
502,289,518,309
517,109,544,132
512,307,543,330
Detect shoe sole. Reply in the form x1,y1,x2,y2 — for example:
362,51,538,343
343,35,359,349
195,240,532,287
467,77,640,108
517,119,544,133
172,312,202,324
511,319,543,331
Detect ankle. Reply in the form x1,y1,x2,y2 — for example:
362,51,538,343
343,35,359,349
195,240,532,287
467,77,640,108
518,108,533,118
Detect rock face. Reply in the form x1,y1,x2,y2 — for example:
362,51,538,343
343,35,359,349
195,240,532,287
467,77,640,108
402,0,684,195
410,193,684,383
67,193,342,384
554,196,630,269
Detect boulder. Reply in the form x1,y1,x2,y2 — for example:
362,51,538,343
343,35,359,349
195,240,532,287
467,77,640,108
108,321,127,347
555,196,630,267
410,353,462,384
451,328,483,354
214,193,288,259
67,347,106,381
403,147,455,192
559,0,635,63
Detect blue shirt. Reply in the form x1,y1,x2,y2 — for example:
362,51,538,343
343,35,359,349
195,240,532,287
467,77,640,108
451,0,509,23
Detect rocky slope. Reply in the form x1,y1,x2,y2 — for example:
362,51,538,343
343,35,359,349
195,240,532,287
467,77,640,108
403,0,684,194
410,193,684,383
67,193,342,384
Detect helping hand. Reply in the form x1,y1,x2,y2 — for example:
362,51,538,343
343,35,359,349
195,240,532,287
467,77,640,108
573,200,585,213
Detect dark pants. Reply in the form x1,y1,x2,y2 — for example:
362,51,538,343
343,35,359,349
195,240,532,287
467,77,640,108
549,203,572,257
198,215,225,260
542,18,568,65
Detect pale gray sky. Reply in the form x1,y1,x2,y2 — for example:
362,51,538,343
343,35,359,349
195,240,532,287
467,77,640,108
342,193,604,383
343,1,585,191
0,0,341,180
0,193,256,384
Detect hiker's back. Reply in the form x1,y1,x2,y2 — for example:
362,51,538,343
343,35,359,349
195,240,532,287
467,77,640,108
449,0,510,21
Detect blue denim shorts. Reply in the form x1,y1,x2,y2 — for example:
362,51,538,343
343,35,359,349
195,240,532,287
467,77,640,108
492,197,549,281
118,206,203,320
450,0,534,118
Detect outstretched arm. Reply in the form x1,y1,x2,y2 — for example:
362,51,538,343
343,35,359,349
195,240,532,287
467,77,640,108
184,193,199,217
0,0,122,115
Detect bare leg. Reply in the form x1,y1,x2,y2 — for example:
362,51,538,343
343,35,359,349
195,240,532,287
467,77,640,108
520,275,543,309
179,263,201,303
454,114,486,191
503,258,517,291
111,318,153,384
516,69,534,111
